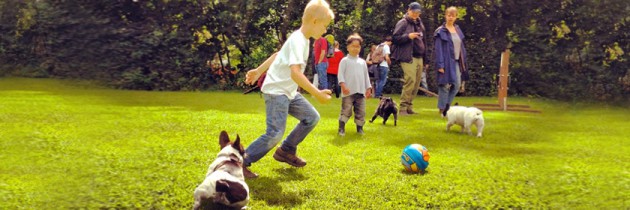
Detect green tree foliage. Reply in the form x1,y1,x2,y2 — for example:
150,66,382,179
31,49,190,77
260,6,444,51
0,0,627,103
508,0,629,102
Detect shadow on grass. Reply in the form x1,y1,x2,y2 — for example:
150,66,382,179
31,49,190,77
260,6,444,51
1,78,263,113
461,142,550,157
247,168,311,208
329,132,368,147
367,118,398,127
426,128,553,158
401,169,429,176
380,123,555,159
272,167,308,180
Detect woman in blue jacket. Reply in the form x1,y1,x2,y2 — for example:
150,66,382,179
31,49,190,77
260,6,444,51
434,6,469,116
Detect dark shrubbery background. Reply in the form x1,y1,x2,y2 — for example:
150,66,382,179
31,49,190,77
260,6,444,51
1,0,627,103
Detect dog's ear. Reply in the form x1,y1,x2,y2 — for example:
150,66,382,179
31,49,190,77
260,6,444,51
219,130,231,149
232,135,241,149
232,135,246,156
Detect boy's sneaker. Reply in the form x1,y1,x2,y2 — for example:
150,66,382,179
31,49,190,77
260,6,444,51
242,166,258,179
273,147,307,167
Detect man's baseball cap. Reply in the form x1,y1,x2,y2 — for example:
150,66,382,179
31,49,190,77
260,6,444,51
409,2,422,13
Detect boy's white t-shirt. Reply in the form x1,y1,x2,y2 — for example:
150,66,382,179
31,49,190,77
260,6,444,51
261,30,309,100
379,44,391,68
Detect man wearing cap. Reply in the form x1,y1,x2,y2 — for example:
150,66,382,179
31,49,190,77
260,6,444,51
391,2,429,115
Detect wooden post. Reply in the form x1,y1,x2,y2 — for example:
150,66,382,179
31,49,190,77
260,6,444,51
498,49,510,111
474,49,540,113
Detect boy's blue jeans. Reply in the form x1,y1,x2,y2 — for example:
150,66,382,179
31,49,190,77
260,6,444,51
375,66,389,97
244,93,320,166
315,62,329,90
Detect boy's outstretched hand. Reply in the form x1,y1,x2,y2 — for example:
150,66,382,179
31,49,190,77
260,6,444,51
314,89,332,104
245,69,260,85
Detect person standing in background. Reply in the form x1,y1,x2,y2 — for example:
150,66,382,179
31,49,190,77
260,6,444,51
373,36,392,98
391,2,429,115
314,36,330,89
434,6,469,116
327,41,344,98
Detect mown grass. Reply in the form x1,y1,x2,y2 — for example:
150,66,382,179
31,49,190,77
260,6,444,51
1,77,628,209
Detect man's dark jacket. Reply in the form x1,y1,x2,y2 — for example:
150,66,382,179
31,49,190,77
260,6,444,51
391,14,428,63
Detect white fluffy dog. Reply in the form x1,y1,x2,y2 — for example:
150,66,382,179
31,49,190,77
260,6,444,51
444,105,485,137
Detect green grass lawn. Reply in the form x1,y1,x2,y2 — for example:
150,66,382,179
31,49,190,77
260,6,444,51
1,77,628,209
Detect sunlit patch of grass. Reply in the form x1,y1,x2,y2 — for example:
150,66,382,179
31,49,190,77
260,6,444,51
1,77,628,209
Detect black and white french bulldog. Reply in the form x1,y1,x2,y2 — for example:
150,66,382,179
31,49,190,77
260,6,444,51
370,96,398,126
193,131,249,210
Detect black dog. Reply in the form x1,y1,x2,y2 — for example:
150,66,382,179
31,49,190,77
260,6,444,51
369,97,398,126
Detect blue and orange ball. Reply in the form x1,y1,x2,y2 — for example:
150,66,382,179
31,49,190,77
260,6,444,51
401,144,430,173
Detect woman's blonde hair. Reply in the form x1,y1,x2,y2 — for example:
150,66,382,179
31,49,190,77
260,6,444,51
302,0,335,23
446,6,458,15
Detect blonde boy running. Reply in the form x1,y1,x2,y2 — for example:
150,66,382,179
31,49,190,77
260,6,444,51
243,0,335,178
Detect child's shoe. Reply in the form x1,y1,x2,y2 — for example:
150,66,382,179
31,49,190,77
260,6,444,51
273,147,306,167
338,121,346,136
357,126,364,135
242,166,258,179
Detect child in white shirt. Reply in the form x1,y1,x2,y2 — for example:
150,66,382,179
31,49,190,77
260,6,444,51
243,0,335,178
337,33,372,136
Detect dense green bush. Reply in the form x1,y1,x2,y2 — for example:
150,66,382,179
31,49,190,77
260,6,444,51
0,0,627,103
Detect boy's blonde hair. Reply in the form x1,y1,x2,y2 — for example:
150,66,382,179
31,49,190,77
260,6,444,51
302,0,335,24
